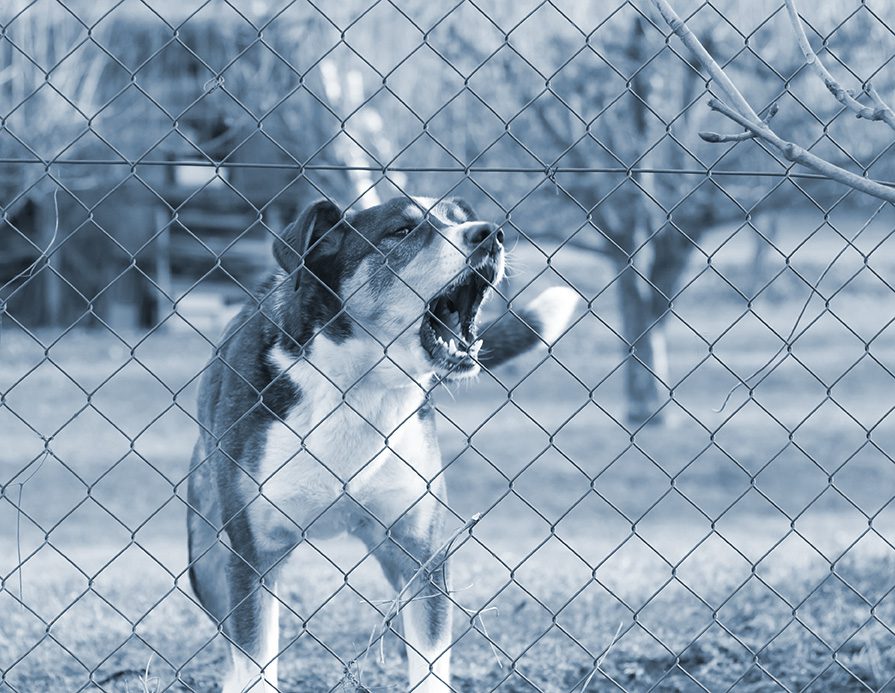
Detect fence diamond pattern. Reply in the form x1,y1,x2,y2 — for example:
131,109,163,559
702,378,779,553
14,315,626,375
3,1,895,691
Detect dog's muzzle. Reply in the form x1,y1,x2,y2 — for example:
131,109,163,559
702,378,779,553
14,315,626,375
419,224,504,377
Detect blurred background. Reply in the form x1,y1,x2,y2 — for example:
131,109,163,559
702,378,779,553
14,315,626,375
4,0,895,691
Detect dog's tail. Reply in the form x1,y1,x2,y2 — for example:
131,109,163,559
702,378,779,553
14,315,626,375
477,286,581,370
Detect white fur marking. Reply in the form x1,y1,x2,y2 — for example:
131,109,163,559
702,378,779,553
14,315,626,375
222,659,275,693
221,592,279,693
527,286,580,345
260,341,439,538
404,607,452,693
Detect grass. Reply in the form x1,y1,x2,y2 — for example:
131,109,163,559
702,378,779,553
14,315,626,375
3,203,895,690
2,542,894,691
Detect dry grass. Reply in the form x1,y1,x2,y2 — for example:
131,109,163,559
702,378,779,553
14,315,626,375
2,543,894,691
3,205,895,690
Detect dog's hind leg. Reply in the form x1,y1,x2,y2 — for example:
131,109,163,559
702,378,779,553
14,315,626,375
187,444,231,622
218,514,283,693
355,511,453,692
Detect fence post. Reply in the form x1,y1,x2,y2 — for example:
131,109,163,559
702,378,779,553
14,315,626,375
154,205,172,325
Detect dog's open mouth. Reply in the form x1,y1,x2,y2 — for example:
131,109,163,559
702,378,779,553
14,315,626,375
420,263,497,375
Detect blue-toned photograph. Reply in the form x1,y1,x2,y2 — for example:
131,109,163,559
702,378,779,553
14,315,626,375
2,1,895,691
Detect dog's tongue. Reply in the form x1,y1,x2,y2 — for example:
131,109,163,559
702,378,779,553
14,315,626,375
431,301,463,344
454,282,478,336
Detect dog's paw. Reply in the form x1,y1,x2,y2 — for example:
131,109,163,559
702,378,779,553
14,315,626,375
524,286,581,345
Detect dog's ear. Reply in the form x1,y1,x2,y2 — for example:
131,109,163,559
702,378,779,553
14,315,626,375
273,199,344,281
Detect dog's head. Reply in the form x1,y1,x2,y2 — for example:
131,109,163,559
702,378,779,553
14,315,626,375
273,195,504,380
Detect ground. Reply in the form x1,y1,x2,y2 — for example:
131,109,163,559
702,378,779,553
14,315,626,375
3,204,895,691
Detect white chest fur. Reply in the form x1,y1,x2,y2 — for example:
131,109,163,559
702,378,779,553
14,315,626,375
255,339,440,540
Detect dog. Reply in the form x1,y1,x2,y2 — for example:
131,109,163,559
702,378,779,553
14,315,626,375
186,195,579,692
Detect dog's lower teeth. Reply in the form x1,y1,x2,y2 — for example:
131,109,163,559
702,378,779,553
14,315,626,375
422,268,496,367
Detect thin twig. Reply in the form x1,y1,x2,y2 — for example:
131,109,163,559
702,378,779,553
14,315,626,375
649,0,895,204
579,621,624,692
366,581,501,670
650,0,761,121
785,0,895,131
6,187,60,605
15,447,51,607
367,584,503,672
6,186,60,290
361,513,482,669
700,103,778,143
707,96,895,202
698,129,753,144
1,186,60,346
458,604,502,669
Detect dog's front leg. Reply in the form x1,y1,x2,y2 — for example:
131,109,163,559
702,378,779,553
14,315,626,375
401,576,452,693
220,535,282,693
356,513,453,692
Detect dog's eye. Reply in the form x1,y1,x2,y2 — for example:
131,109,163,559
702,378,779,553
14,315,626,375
390,225,414,237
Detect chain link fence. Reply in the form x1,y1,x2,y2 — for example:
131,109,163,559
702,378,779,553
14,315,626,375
3,0,895,691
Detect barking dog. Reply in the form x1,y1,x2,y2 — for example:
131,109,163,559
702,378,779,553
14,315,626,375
187,196,579,692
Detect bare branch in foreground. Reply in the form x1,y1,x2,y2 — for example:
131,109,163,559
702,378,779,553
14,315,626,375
649,0,761,121
785,0,895,131
869,83,893,118
699,102,779,143
649,0,895,204
706,97,895,201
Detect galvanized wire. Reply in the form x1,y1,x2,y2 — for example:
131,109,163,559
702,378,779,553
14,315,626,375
2,1,895,691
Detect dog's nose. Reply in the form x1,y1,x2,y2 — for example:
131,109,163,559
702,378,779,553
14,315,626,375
463,222,504,248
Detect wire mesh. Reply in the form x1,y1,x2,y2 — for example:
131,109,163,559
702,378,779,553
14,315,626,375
3,1,895,691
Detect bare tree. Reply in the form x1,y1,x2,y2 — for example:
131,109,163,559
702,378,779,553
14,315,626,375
524,15,720,426
541,0,895,425
650,0,895,202
650,0,895,411
438,6,796,426
414,0,890,426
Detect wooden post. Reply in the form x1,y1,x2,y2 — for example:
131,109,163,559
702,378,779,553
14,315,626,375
154,205,173,325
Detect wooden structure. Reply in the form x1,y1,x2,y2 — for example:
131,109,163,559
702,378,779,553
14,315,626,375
0,3,348,329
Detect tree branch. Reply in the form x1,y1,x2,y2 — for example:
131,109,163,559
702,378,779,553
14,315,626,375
699,103,778,143
649,0,895,205
650,0,761,122
785,0,895,131
706,97,895,201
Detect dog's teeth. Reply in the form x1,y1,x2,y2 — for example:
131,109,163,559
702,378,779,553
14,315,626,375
448,338,457,353
470,339,483,356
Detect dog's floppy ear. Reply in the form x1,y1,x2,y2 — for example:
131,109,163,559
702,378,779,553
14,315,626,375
273,199,344,286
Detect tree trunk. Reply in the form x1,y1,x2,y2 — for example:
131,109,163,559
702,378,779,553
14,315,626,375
615,262,669,426
319,60,382,209
36,194,63,326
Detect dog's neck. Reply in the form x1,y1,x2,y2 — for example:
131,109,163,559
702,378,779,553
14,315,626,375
268,272,436,431
269,332,431,430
